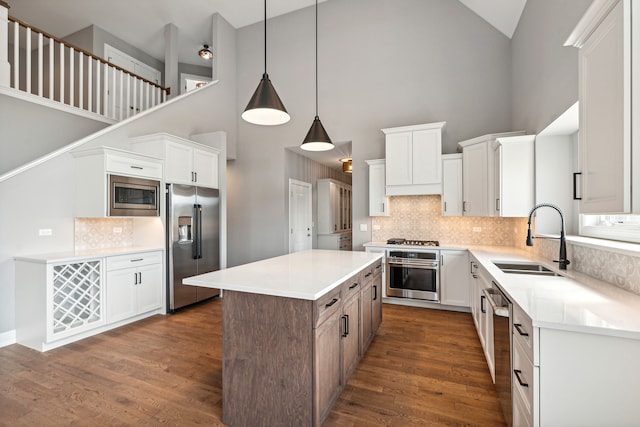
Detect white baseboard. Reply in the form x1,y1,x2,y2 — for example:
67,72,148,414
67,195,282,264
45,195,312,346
0,329,16,348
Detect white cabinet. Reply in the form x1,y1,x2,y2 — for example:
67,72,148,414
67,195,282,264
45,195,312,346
365,159,389,216
458,131,527,217
441,154,463,216
439,250,469,307
566,0,638,213
493,135,535,217
317,231,352,251
317,179,352,234
469,256,494,381
106,251,163,324
15,257,106,352
131,133,220,189
72,147,163,217
382,122,446,196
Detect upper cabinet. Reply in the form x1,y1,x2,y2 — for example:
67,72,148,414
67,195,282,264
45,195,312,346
441,154,463,216
365,159,389,217
317,179,352,234
131,133,220,189
566,0,638,213
458,131,528,217
382,122,446,196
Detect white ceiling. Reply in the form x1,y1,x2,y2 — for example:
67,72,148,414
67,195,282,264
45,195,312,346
8,0,527,67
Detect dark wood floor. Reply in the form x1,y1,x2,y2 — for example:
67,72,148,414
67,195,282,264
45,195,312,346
0,300,506,426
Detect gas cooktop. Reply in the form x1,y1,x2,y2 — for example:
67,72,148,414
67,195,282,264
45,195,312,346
386,238,440,247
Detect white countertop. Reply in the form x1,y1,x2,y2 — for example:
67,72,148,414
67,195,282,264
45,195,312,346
15,247,164,263
467,246,640,340
183,249,383,301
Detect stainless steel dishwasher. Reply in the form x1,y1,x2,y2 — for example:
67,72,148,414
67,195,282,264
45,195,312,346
483,283,512,427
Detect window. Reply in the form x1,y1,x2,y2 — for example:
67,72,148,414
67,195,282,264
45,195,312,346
580,214,640,243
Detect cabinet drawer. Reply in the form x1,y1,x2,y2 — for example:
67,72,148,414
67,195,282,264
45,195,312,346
106,155,163,180
512,337,534,415
513,380,533,427
513,303,534,363
314,288,342,327
342,276,361,301
106,251,163,271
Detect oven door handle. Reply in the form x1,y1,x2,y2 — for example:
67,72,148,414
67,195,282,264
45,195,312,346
388,262,439,269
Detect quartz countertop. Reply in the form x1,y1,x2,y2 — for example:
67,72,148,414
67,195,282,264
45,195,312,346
183,249,383,301
364,242,640,340
468,246,640,340
15,247,164,263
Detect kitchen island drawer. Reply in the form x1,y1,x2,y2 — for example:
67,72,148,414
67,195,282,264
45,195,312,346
513,336,535,416
314,287,342,327
106,251,163,271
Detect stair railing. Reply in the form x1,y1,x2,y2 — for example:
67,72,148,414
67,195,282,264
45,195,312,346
3,13,170,121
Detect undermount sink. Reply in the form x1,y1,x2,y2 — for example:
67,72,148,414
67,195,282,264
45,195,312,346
493,261,562,277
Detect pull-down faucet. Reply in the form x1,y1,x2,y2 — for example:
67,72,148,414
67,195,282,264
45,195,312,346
526,203,570,270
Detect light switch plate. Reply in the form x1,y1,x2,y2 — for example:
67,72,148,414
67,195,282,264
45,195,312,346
360,224,368,232
39,228,53,236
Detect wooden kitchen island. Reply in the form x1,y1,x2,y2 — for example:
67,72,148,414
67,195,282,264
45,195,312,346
183,249,383,427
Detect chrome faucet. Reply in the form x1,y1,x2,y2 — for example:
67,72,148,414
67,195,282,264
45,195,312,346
526,203,570,270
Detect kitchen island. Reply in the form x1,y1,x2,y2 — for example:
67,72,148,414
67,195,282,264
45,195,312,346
183,249,383,427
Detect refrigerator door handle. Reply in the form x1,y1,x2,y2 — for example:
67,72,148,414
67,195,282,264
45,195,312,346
196,204,203,259
192,204,199,260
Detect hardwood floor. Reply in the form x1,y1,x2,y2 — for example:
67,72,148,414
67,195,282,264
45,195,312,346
0,300,506,426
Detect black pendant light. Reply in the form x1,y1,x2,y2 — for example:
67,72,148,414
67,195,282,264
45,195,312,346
242,0,290,126
300,0,334,151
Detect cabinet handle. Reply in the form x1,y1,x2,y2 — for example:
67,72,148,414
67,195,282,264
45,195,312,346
134,272,138,285
376,264,381,270
342,315,349,337
349,282,359,290
381,202,385,212
130,258,143,262
463,201,467,212
573,172,582,200
495,198,500,211
472,274,478,279
470,261,474,274
130,165,143,170
514,369,529,388
480,295,486,313
373,285,377,301
365,272,372,278
440,254,444,265
138,272,142,283
325,298,339,308
194,172,198,182
514,323,529,337
444,201,447,212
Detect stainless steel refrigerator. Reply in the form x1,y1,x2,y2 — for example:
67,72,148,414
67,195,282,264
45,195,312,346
166,184,220,311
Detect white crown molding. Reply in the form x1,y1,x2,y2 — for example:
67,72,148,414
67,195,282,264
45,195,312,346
565,0,620,47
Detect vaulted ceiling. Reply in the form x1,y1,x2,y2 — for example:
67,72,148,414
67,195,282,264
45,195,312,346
8,0,527,67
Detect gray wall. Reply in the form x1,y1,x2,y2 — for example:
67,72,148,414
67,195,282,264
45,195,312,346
510,0,592,134
229,0,512,266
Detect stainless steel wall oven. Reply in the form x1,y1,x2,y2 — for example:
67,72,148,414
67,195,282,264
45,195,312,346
386,250,439,301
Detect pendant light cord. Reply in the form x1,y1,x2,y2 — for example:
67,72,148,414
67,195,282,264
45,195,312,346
315,0,318,117
264,0,267,75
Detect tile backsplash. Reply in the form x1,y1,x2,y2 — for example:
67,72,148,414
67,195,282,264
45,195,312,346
371,195,528,246
75,218,134,251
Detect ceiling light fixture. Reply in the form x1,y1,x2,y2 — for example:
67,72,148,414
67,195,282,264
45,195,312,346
341,158,352,173
242,0,290,126
199,44,213,60
300,0,334,151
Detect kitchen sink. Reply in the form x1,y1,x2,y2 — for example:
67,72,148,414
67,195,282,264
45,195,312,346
493,261,562,276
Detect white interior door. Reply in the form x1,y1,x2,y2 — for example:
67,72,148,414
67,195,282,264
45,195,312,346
289,179,312,253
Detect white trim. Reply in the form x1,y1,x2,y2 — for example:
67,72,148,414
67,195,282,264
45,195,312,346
565,0,620,47
381,121,446,135
0,329,16,348
288,179,312,254
180,73,212,94
0,80,219,184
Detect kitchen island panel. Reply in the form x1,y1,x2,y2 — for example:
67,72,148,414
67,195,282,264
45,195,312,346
222,290,313,427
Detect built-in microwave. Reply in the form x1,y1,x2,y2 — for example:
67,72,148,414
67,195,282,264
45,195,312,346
108,174,160,217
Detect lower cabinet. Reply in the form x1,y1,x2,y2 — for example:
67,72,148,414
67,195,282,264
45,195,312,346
15,250,164,352
314,303,343,425
342,292,361,380
440,250,470,307
106,251,163,323
318,231,352,250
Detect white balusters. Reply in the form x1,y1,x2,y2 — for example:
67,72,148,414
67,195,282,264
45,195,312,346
103,62,109,116
69,47,74,107
87,56,92,112
12,20,18,88
37,32,43,96
59,42,64,103
48,37,54,99
25,26,31,93
125,73,131,119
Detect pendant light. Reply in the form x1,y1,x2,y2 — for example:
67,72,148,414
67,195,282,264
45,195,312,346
198,44,213,60
300,0,334,151
242,0,290,126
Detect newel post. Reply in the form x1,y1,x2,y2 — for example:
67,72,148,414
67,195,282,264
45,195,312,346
0,1,9,87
